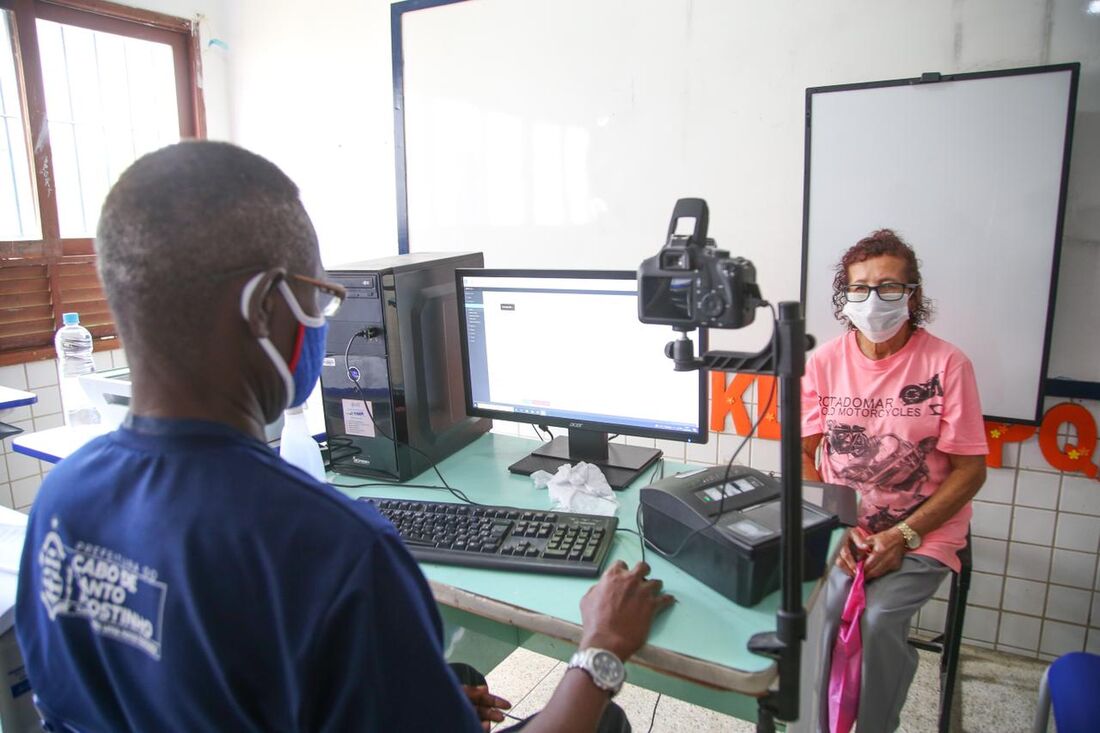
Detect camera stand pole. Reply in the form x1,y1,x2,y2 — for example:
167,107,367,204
745,301,809,731
670,301,811,731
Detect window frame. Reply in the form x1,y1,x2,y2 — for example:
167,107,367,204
0,0,204,365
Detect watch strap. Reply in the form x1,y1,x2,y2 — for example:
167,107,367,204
567,648,625,697
896,521,920,549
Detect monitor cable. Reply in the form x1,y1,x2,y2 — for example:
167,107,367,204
531,424,552,443
340,331,480,505
638,303,779,560
614,458,665,564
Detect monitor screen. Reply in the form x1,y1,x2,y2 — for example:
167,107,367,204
456,269,706,488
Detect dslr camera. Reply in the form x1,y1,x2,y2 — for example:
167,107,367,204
638,198,762,330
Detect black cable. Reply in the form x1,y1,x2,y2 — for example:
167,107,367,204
642,306,779,560
530,423,558,444
614,526,645,566
629,457,660,559
647,460,663,484
633,503,647,565
604,459,665,565
342,331,480,505
647,694,662,733
328,479,476,502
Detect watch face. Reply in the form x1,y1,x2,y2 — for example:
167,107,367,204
591,650,625,688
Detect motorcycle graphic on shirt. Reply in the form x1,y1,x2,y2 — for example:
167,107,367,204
900,373,943,405
862,496,930,535
826,420,939,508
825,422,873,458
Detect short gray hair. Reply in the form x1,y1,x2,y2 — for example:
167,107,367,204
96,141,318,365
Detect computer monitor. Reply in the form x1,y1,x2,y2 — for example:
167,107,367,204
455,269,707,488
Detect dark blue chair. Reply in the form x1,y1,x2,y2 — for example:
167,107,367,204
1033,651,1100,733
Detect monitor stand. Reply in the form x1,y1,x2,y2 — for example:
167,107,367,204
507,428,662,490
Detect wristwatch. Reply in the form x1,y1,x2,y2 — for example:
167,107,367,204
896,521,922,550
567,648,626,697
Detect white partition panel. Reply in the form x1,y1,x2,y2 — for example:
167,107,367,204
399,0,718,270
804,67,1077,423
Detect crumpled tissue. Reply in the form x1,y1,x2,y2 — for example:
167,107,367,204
531,462,619,516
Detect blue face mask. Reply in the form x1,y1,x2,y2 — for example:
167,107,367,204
285,319,328,408
241,274,329,411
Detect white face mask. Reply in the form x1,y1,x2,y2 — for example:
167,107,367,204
842,292,911,343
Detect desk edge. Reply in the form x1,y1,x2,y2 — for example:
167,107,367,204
428,579,777,697
10,441,62,464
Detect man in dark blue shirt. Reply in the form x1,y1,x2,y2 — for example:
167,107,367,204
17,141,673,732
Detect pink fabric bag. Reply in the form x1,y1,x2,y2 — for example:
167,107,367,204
828,560,866,733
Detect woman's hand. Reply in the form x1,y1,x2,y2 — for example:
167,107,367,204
836,526,869,576
861,528,907,579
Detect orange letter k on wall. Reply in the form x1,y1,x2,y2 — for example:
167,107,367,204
710,373,780,439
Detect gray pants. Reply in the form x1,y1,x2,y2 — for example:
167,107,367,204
816,555,949,733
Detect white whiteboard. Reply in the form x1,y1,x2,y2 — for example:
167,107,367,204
804,67,1076,423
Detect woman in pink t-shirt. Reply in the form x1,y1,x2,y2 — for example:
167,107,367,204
801,229,987,732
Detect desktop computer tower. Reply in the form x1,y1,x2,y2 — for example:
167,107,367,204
320,252,490,481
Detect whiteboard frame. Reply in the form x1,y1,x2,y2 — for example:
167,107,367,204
393,0,447,257
800,64,1080,425
392,0,473,257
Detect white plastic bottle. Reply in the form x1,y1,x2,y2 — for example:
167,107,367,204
54,312,101,426
279,406,326,482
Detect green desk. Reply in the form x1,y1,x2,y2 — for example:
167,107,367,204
332,433,836,723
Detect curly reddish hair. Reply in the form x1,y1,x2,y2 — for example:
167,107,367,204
831,228,933,329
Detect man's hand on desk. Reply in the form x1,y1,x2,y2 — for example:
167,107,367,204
461,684,512,730
579,561,675,661
510,561,673,733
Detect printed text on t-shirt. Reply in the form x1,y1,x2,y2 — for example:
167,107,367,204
818,395,923,419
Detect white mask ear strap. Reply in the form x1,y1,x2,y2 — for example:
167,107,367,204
240,272,264,322
240,272,296,411
258,336,296,410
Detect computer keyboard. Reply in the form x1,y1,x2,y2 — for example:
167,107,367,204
359,497,619,577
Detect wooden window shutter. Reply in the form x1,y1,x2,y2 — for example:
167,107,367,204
0,256,117,360
0,261,54,353
56,257,116,340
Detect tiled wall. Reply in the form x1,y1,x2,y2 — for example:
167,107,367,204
0,349,127,512
913,396,1100,662
493,384,1100,662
